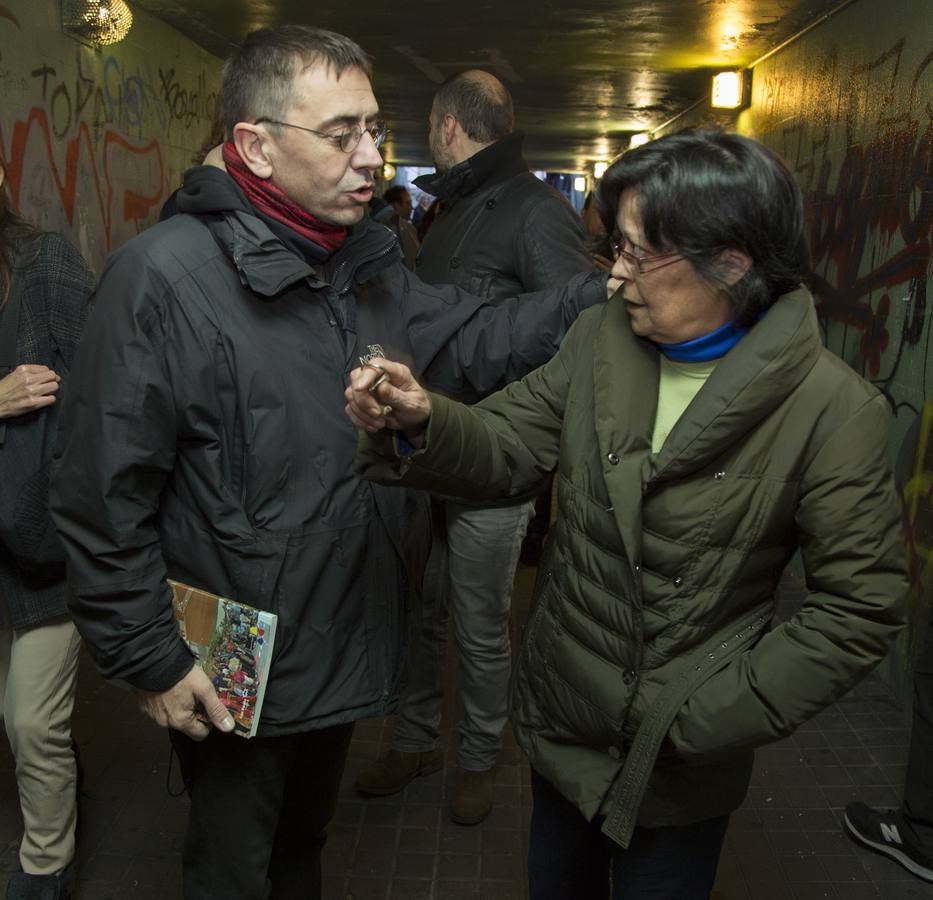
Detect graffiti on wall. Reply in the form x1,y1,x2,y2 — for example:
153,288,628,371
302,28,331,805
753,34,933,671
0,9,218,269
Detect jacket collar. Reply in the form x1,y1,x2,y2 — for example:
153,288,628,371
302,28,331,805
650,287,822,480
413,133,528,209
178,167,397,297
592,287,822,563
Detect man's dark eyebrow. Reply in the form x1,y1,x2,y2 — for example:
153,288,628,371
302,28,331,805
316,112,381,131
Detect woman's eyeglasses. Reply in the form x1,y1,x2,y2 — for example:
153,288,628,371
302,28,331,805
610,239,683,276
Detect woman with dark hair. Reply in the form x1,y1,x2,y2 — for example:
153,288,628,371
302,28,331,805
0,156,93,900
345,129,907,899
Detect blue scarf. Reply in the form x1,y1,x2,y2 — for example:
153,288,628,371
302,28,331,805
656,320,748,362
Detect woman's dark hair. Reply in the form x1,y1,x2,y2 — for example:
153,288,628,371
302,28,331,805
598,129,809,325
0,161,38,309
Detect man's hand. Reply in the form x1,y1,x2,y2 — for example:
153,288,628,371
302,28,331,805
138,665,235,740
344,357,432,437
0,365,60,419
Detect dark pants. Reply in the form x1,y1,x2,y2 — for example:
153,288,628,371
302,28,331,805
169,722,354,900
903,615,933,851
528,768,728,900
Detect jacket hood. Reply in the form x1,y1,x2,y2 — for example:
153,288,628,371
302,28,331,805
414,133,528,208
175,165,253,217
173,166,398,297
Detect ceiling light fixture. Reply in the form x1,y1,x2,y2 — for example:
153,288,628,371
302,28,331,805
573,176,587,194
62,0,134,46
629,133,650,149
593,161,609,180
711,70,748,110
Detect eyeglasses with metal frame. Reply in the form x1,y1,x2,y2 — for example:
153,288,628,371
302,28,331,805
255,118,389,153
610,238,684,276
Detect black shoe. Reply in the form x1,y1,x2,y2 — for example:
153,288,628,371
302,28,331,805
844,802,933,882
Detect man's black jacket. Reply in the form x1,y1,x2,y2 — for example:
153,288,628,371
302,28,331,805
415,135,592,401
49,166,606,735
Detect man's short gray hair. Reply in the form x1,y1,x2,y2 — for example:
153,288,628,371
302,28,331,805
221,25,372,132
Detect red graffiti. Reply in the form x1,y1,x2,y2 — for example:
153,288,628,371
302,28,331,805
0,106,166,253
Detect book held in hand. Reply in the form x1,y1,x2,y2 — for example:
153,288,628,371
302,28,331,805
169,579,277,738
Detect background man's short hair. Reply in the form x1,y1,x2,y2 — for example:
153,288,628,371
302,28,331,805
433,72,514,144
221,25,372,133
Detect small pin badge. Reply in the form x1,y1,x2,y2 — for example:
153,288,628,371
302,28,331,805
359,343,387,368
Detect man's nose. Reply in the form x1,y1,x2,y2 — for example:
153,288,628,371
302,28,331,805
352,131,384,169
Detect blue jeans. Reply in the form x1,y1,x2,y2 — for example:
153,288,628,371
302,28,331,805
392,498,535,770
528,768,729,900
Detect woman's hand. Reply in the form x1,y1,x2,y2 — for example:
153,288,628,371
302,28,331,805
0,364,60,418
345,357,432,437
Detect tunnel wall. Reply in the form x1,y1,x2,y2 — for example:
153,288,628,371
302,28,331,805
0,0,221,272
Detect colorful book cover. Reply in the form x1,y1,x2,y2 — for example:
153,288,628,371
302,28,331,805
168,579,277,738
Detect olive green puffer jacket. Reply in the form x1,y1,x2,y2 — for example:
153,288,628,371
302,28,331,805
358,287,907,847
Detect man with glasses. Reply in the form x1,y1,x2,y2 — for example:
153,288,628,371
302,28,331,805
50,25,608,900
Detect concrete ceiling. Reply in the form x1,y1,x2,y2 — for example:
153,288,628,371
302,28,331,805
133,0,845,171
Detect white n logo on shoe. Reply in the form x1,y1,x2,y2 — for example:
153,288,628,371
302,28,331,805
881,822,903,845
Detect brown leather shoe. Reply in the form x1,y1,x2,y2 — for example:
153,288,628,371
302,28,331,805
354,748,444,797
450,767,496,825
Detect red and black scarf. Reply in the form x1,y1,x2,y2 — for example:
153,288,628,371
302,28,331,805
222,141,347,254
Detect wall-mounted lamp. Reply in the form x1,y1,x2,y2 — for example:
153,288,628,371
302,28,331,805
382,163,397,181
711,70,750,110
628,133,650,149
62,0,134,46
573,176,587,194
593,161,609,180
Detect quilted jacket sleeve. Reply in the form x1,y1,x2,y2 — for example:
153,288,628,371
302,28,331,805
357,310,596,498
50,244,195,692
668,392,908,758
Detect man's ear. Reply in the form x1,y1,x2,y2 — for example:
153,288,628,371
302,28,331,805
717,248,753,286
232,123,273,179
443,113,458,147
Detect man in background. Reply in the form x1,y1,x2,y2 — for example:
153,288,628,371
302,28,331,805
356,69,593,826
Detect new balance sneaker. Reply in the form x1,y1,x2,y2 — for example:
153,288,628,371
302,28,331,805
844,802,933,882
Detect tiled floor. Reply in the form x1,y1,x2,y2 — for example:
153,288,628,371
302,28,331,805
1,563,930,900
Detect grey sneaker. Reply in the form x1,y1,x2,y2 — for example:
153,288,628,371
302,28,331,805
844,802,933,882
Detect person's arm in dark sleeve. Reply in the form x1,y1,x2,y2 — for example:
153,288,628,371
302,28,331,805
44,233,96,369
49,246,194,693
403,266,608,401
515,190,595,292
